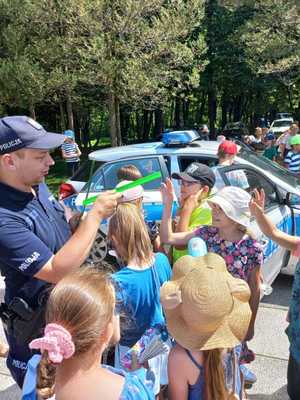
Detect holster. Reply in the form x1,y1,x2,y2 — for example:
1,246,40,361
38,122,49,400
0,296,46,345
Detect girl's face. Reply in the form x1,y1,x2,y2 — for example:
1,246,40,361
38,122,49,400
180,179,203,201
210,202,233,229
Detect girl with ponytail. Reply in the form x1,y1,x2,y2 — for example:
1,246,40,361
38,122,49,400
21,267,154,400
160,253,251,399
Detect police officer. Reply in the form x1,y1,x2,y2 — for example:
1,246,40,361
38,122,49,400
0,116,120,386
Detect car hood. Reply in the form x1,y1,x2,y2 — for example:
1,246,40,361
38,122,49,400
271,126,290,134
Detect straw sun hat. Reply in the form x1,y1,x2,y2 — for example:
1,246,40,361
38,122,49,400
160,253,251,351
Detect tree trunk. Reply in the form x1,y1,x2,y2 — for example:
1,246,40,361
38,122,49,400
59,101,66,132
174,97,183,129
221,93,228,129
197,91,206,123
66,93,74,131
205,0,218,139
183,99,189,127
208,89,217,139
154,109,164,138
233,95,242,121
29,101,36,120
108,92,122,147
142,110,153,141
120,108,130,144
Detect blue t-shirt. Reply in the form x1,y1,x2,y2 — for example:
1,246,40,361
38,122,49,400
22,355,155,400
0,182,71,307
113,253,171,347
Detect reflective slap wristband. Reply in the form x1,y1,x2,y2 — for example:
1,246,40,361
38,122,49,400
83,171,162,207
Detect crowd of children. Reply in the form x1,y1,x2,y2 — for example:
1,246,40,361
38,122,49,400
16,145,300,400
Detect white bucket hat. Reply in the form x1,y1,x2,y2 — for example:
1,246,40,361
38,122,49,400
208,186,251,228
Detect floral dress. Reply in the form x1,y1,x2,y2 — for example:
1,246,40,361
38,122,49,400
194,226,264,363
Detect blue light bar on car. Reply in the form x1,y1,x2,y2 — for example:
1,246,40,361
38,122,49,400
162,130,200,145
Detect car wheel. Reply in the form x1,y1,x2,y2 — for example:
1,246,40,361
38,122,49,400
86,231,108,264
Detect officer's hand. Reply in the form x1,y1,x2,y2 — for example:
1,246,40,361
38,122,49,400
91,191,121,220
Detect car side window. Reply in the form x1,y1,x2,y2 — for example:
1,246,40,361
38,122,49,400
222,168,278,210
88,157,164,192
178,156,218,171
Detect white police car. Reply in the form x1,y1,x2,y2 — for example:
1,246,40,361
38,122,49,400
61,130,300,288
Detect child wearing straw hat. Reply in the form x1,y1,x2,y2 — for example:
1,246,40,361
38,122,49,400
160,182,263,377
161,253,252,399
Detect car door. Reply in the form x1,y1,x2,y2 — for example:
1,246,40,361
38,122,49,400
217,164,290,288
74,155,171,264
75,154,171,223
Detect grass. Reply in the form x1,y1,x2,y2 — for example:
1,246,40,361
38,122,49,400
46,138,111,196
46,159,69,197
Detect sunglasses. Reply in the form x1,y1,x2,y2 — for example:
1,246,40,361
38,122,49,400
179,179,201,187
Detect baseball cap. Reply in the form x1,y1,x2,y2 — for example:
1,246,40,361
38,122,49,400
218,140,238,155
172,162,216,188
0,116,65,155
266,132,275,141
64,130,75,139
290,134,300,146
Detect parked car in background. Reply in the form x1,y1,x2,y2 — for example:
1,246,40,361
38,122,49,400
58,131,300,292
275,112,293,120
269,118,293,137
222,121,249,140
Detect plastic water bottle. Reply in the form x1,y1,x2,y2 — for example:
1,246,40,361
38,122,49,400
188,237,208,257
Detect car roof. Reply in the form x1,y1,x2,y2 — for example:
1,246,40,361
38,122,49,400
272,118,293,123
88,140,221,162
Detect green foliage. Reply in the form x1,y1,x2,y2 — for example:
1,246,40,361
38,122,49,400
0,0,300,142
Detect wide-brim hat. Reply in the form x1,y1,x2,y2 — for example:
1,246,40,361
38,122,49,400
208,186,251,229
160,253,251,351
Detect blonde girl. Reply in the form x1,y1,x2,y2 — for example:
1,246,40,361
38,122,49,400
22,268,154,400
161,253,252,400
108,203,171,396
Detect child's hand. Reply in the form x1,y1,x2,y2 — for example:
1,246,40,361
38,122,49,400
160,178,175,206
182,189,204,212
249,189,265,218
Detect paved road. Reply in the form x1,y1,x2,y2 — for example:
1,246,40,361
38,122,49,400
0,274,294,399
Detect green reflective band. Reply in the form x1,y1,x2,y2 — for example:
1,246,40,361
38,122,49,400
83,171,162,207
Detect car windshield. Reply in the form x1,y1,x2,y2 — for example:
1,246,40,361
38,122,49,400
272,120,292,127
239,148,300,189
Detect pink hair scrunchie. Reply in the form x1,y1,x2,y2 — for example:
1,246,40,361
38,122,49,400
29,323,75,364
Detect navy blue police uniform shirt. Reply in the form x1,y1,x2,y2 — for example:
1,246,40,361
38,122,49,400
0,182,72,307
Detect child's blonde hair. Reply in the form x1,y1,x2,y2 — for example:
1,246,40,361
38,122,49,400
36,267,115,399
108,203,152,265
